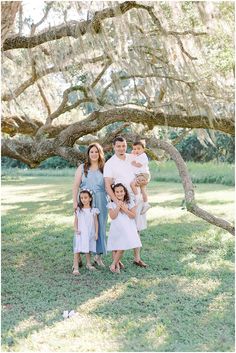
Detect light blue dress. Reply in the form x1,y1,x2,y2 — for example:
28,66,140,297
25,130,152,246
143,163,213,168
79,164,108,255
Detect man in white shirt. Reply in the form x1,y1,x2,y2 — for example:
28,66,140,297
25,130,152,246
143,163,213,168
104,136,147,267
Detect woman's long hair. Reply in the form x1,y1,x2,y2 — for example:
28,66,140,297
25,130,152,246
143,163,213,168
84,143,105,177
78,190,93,211
111,183,130,204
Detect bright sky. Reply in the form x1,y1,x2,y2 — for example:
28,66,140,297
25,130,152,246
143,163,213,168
21,1,81,32
21,1,107,32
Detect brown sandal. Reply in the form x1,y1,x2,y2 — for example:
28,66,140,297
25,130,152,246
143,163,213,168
119,261,125,269
133,260,147,268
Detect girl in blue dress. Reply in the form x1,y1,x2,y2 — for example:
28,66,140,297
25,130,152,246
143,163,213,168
73,143,107,271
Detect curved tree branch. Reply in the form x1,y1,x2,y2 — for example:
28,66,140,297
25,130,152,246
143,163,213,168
2,107,234,140
3,0,207,54
153,139,234,235
2,1,147,51
57,108,234,147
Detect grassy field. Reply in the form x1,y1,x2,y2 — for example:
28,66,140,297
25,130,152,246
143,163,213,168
1,174,235,352
2,160,235,186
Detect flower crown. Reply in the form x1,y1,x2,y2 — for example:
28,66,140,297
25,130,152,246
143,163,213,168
79,188,93,196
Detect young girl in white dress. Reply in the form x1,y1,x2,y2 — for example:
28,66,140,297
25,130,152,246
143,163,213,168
73,189,100,274
107,183,142,273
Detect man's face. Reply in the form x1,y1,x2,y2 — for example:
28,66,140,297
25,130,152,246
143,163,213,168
113,141,127,157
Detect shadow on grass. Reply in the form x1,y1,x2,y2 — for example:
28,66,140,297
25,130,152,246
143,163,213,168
2,217,234,351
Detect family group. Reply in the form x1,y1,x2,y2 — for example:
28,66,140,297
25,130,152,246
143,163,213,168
72,136,151,274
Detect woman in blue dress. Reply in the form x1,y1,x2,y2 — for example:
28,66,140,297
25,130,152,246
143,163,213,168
72,143,108,271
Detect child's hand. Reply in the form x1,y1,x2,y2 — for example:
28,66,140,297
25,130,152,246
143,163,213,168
120,203,128,213
116,200,122,208
95,233,98,240
131,161,142,168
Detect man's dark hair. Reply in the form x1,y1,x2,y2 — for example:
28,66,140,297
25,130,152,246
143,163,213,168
112,136,126,145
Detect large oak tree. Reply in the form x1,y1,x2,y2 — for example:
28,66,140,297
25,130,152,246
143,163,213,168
1,1,234,234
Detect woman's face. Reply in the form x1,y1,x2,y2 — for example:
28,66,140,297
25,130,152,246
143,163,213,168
89,146,99,162
114,186,125,201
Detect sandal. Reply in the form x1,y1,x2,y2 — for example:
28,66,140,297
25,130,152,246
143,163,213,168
109,265,118,273
72,268,80,275
119,261,125,269
86,264,96,271
94,256,105,268
133,260,148,268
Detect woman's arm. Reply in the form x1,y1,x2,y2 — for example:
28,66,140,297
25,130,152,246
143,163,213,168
72,164,83,211
109,204,121,219
74,213,81,235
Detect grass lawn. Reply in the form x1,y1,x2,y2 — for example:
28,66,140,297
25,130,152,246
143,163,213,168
1,175,235,352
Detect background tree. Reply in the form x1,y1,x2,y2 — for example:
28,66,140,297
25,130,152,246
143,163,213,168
1,1,234,234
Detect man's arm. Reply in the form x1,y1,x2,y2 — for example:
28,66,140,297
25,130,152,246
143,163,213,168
105,177,118,203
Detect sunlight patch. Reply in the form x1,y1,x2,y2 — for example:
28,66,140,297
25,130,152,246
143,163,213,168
31,214,72,226
14,316,41,334
13,313,121,352
208,293,233,313
147,206,184,222
146,323,168,347
79,283,128,314
177,277,220,297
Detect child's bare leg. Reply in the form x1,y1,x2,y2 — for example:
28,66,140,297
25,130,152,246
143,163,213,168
110,250,124,272
130,180,138,195
74,215,82,263
140,185,148,203
112,250,116,261
85,253,91,265
140,181,151,214
112,250,123,270
85,253,96,270
73,253,80,274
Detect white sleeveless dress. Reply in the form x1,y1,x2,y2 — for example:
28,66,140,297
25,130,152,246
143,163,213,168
73,208,100,253
107,201,142,251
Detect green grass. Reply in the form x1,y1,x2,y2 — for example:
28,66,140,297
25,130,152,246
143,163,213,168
149,161,235,186
1,176,235,352
1,160,235,186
